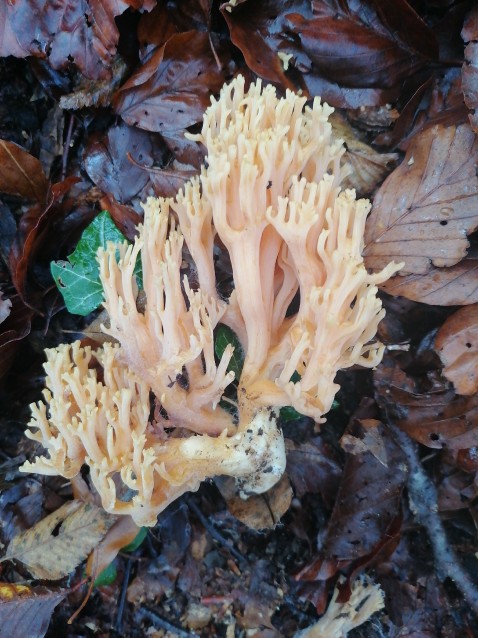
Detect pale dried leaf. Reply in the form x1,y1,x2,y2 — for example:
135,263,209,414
364,123,478,275
6,501,115,580
380,255,478,305
0,583,66,638
0,291,11,324
216,475,292,530
330,112,399,196
435,304,478,395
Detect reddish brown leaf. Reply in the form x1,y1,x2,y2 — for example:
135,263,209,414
375,355,478,450
0,140,48,202
364,122,478,275
99,194,143,242
84,124,155,203
287,1,437,89
462,7,478,134
221,0,437,107
435,304,478,395
380,254,478,305
0,0,155,80
285,437,342,507
0,584,66,638
0,295,33,380
114,31,230,133
315,421,406,571
9,176,79,309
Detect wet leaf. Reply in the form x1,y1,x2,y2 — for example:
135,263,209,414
365,122,478,276
51,210,130,315
462,6,478,134
316,421,406,571
0,584,66,638
379,254,478,305
435,304,478,395
221,0,437,107
84,124,155,203
114,31,229,133
0,0,156,80
375,355,478,450
0,295,33,380
0,140,48,202
6,500,114,580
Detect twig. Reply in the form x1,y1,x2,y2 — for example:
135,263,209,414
113,555,133,633
61,113,75,181
186,496,247,566
385,413,478,615
137,606,198,638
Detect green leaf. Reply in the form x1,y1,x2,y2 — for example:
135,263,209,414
51,211,135,316
94,561,118,587
214,324,244,380
121,527,147,553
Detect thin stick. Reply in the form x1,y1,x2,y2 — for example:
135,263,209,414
385,413,478,615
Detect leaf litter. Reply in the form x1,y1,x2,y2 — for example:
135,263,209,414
1,0,478,636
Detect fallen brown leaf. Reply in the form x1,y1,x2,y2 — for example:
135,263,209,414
462,6,478,134
365,122,478,276
379,254,478,305
435,304,478,395
0,140,48,202
0,583,66,638
5,500,115,580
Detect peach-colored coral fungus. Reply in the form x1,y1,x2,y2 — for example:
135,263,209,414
21,76,400,526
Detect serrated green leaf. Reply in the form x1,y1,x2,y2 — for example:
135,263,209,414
51,210,141,316
214,324,244,380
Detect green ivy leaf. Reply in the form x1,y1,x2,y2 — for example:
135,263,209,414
214,324,244,380
94,561,118,587
121,527,147,553
51,211,140,316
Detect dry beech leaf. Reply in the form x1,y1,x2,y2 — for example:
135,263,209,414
364,122,478,275
216,475,292,529
0,583,66,638
0,140,48,202
6,500,115,580
380,254,478,305
329,112,399,197
435,304,478,395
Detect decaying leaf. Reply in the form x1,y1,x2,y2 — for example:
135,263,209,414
0,583,66,638
6,500,115,580
380,254,478,305
216,475,293,530
0,0,155,80
0,140,48,202
364,122,478,275
329,112,399,197
113,31,229,134
435,304,478,395
462,6,478,134
375,355,478,449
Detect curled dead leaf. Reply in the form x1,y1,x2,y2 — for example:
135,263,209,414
435,304,478,395
0,583,66,638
